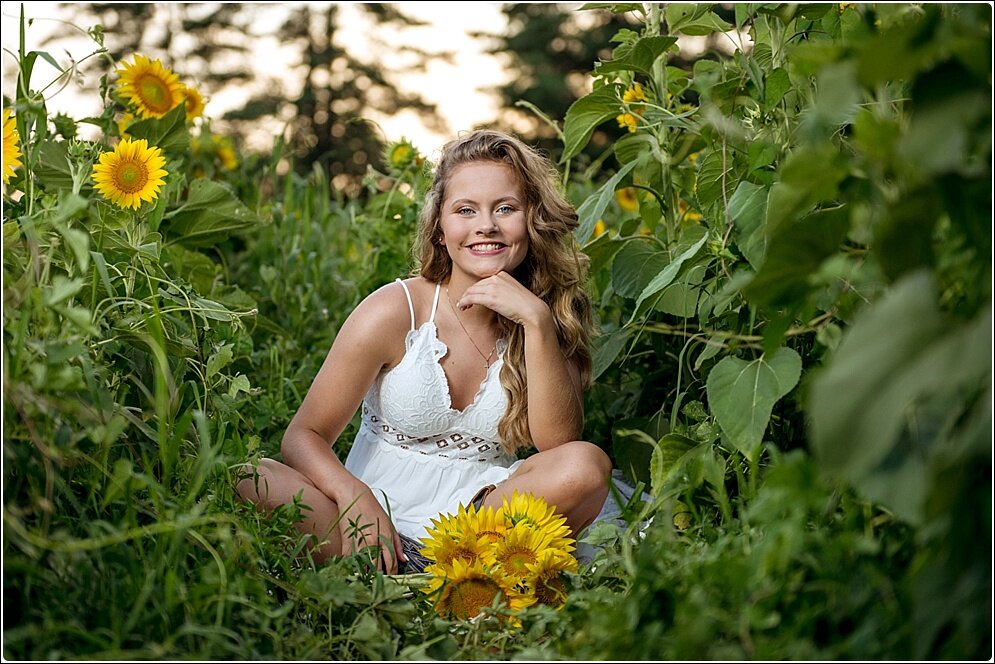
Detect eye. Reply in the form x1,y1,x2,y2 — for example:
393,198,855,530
496,204,516,214
457,206,475,216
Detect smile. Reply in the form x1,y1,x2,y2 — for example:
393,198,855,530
466,242,507,254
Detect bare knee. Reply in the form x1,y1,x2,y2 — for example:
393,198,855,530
234,457,283,506
562,440,612,490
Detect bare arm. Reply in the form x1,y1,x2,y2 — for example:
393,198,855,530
280,282,410,566
458,272,584,449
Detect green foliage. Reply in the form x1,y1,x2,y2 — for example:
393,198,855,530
4,3,990,660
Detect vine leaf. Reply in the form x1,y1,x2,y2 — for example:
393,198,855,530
706,347,802,461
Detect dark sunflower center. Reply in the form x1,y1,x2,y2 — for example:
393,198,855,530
499,547,537,576
137,75,174,114
534,576,567,607
447,578,502,619
113,159,149,193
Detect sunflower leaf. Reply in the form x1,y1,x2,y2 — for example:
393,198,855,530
126,103,190,155
162,179,262,247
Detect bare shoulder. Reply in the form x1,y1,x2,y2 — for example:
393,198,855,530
345,279,413,338
338,277,433,365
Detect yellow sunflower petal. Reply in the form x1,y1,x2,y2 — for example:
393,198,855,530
3,108,23,185
181,85,205,120
484,521,561,581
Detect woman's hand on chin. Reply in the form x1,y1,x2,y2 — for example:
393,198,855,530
457,272,552,330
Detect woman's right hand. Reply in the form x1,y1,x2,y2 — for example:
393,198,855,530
334,481,406,574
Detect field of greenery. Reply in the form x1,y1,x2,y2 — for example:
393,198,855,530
3,3,991,660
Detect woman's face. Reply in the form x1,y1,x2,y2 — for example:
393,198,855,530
438,161,529,283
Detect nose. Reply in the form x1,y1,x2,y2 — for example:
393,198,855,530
475,213,498,234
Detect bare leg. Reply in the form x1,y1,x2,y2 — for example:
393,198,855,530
235,458,343,563
483,440,612,537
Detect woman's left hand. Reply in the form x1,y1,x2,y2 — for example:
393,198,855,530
456,272,550,329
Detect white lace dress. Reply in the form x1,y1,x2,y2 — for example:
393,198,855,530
343,280,524,540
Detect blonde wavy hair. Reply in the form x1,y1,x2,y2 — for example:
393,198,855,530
414,130,593,454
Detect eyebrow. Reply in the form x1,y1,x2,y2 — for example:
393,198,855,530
449,196,521,206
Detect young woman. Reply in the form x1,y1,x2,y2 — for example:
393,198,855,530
237,130,612,573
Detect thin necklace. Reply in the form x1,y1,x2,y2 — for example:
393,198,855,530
445,286,496,370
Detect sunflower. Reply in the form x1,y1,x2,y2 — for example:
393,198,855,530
593,219,607,237
426,557,532,620
525,548,577,607
181,85,205,121
678,199,702,223
500,492,567,531
3,108,22,185
91,138,168,210
421,505,489,567
116,54,184,119
214,136,239,170
615,187,640,213
465,505,508,546
500,493,574,553
484,522,555,582
616,112,640,133
622,83,647,104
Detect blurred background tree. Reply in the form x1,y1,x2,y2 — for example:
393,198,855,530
57,2,443,195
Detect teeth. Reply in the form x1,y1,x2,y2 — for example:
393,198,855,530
470,243,503,251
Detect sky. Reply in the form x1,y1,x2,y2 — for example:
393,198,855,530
0,1,514,155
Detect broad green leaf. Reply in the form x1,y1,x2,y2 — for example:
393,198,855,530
744,206,849,307
630,234,707,322
655,264,706,318
596,35,678,77
809,271,991,524
691,59,724,98
613,132,661,165
592,327,629,380
764,67,791,108
726,181,768,269
706,346,802,461
228,374,251,398
52,304,99,336
765,143,848,232
678,11,734,36
163,245,220,294
561,84,622,162
612,425,657,486
33,139,74,191
126,103,190,154
806,62,861,134
206,344,234,378
575,159,639,244
897,90,988,179
664,3,712,33
874,190,941,281
611,239,669,299
649,433,698,494
583,231,626,275
43,275,85,307
162,179,262,247
580,2,643,12
695,149,738,210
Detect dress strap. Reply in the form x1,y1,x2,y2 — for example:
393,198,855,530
395,278,416,331
428,283,442,323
